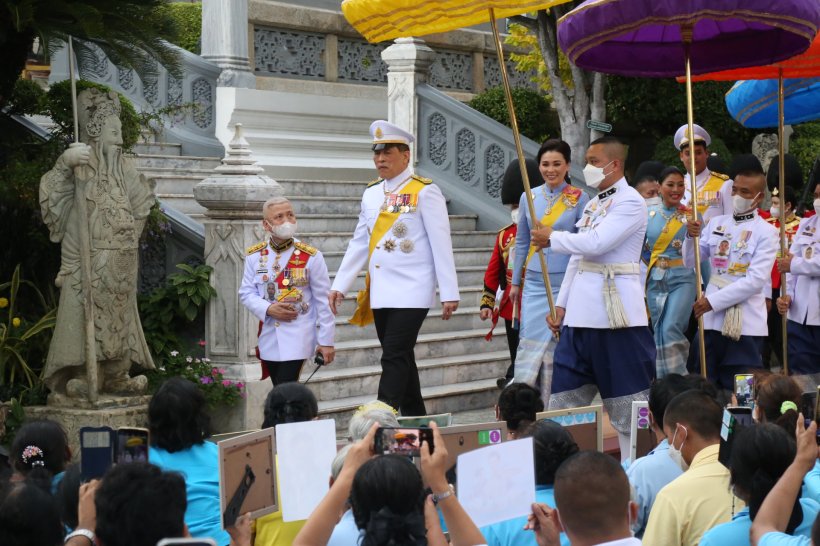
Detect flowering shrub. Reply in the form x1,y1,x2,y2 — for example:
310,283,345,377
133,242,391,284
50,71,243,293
147,349,245,408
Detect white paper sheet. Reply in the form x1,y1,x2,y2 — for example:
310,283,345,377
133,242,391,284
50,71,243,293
276,419,338,522
456,437,536,527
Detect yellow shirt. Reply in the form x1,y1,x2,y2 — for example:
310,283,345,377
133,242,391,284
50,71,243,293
253,458,306,546
642,444,744,546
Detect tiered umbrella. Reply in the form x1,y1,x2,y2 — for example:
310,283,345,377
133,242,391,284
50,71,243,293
557,0,820,376
684,35,820,374
341,0,579,325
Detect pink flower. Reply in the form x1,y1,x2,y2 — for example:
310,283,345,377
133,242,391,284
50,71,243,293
211,367,219,377
198,339,207,347
199,376,213,384
222,379,232,387
237,382,245,390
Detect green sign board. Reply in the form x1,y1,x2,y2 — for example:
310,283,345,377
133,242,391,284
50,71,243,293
587,120,613,133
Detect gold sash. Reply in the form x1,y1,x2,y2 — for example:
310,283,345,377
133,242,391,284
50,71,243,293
525,196,570,267
349,179,426,326
695,175,725,216
646,214,684,281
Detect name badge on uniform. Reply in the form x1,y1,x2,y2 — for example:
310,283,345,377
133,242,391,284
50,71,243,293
712,256,729,272
266,282,277,302
806,246,815,260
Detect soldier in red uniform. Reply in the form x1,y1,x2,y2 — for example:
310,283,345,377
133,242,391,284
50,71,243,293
480,159,541,388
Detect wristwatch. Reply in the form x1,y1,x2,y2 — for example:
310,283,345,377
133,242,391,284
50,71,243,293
65,528,95,545
432,483,455,505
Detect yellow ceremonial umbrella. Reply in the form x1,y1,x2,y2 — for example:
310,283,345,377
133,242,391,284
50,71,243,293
342,0,578,326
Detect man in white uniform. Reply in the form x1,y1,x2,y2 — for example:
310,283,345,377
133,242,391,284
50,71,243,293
328,121,459,416
533,136,656,458
684,155,777,392
239,197,335,385
675,123,733,225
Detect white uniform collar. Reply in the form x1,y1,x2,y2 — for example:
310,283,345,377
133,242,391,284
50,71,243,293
733,210,757,224
685,168,710,188
383,165,414,192
597,177,627,200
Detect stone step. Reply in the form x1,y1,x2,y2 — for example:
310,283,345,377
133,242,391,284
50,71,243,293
298,230,496,253
333,305,493,343
333,285,484,316
132,154,221,171
333,327,507,365
277,179,372,198
318,378,501,429
321,246,489,271
157,194,208,215
286,196,364,215
132,142,183,156
330,264,486,292
303,351,509,402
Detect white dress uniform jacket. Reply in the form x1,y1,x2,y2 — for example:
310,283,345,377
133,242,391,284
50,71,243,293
552,178,649,328
786,214,820,326
238,239,335,361
331,165,460,308
683,211,778,336
682,168,734,225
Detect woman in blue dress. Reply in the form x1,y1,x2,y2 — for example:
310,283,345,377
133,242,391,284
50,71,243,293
510,139,589,404
642,166,697,377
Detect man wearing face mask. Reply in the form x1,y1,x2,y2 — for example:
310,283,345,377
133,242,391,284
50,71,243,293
480,159,541,388
532,136,657,460
683,155,778,393
633,160,665,206
239,197,335,385
776,179,820,391
643,390,742,546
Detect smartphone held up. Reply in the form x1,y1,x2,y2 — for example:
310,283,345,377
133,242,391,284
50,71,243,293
374,427,434,457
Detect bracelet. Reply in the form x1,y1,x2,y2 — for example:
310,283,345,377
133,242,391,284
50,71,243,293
432,484,455,505
65,528,95,545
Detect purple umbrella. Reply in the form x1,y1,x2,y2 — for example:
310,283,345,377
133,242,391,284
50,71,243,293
557,0,820,376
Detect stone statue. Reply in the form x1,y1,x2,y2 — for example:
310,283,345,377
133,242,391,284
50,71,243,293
39,88,155,401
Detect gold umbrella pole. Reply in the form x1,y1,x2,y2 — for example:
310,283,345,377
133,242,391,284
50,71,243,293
777,69,789,375
683,28,708,377
488,9,558,328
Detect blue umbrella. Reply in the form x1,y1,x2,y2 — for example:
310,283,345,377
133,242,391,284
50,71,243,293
726,77,820,128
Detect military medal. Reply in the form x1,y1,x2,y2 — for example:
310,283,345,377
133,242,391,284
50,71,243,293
735,230,751,251
392,221,408,238
300,302,310,314
282,270,291,286
384,238,397,252
400,239,414,253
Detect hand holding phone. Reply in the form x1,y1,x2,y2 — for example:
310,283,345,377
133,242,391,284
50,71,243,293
374,427,434,457
734,374,755,408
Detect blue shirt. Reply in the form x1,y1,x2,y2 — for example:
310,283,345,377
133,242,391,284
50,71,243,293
700,498,820,546
328,508,362,546
149,442,231,546
624,438,683,538
512,182,589,284
758,533,811,546
480,486,569,546
803,459,820,502
642,203,688,264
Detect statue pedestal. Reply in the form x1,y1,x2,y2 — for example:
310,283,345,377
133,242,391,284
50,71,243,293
27,399,151,461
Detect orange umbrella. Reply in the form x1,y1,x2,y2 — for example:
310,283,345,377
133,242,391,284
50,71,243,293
681,34,820,375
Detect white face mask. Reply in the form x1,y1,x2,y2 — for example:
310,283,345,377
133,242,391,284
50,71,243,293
770,206,780,218
814,198,820,215
667,425,689,471
583,160,614,189
732,192,760,215
270,221,297,240
645,196,662,207
511,208,520,225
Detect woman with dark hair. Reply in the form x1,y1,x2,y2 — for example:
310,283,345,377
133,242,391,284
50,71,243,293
481,420,578,546
701,423,819,546
0,479,64,546
10,419,70,493
295,422,486,546
496,383,544,439
256,382,320,546
642,166,697,377
754,371,802,433
509,139,589,404
147,377,230,545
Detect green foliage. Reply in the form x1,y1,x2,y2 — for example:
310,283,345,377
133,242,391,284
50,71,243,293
606,76,757,157
160,2,202,54
45,80,140,151
138,102,202,141
790,121,820,185
468,86,557,142
505,22,573,96
139,264,217,364
146,351,245,408
0,265,56,388
7,79,46,116
0,397,25,448
652,135,732,172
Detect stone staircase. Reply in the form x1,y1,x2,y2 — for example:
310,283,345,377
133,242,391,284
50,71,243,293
131,142,509,428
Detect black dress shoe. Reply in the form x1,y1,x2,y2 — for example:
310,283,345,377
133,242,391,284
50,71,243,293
497,377,511,389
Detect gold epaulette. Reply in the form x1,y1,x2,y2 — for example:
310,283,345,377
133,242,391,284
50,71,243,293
711,171,729,181
246,241,267,255
411,173,432,185
497,222,515,234
367,178,384,188
294,241,318,256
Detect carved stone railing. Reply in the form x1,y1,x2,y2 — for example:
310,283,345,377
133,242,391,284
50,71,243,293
50,43,223,158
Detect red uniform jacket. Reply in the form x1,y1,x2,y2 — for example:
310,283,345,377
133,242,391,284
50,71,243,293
481,223,519,322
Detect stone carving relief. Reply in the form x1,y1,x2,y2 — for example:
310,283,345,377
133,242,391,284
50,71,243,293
338,39,388,83
79,42,111,82
192,77,214,129
428,113,447,166
484,56,537,89
429,51,473,91
752,133,779,175
253,27,326,79
485,145,506,198
118,67,134,91
456,128,476,183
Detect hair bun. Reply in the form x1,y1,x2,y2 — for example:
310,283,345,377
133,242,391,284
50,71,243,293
362,507,426,546
21,445,46,468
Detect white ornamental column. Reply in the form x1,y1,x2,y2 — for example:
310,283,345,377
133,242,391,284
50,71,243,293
201,0,256,88
381,37,436,163
193,124,282,429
